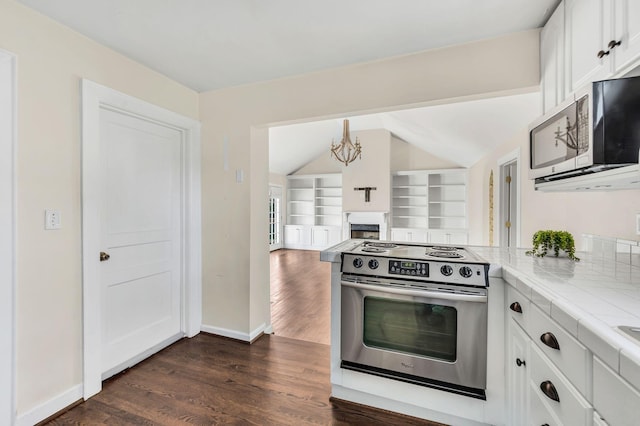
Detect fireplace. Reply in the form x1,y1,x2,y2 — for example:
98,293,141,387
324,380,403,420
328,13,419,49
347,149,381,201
350,224,380,240
343,211,389,241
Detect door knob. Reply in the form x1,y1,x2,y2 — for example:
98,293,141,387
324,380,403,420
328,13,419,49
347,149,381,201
100,251,110,262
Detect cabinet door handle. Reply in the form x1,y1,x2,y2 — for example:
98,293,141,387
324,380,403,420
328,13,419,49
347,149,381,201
608,39,622,49
540,380,560,402
540,332,560,350
516,358,526,367
99,251,110,262
509,301,522,314
597,49,610,58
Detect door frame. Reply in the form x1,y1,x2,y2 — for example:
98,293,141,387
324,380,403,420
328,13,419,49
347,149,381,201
81,79,202,399
497,148,521,248
0,49,16,426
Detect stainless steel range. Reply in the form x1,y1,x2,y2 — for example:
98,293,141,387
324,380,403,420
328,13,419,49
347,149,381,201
340,241,490,399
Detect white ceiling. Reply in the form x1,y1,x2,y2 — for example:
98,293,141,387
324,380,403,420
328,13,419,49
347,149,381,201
17,0,556,173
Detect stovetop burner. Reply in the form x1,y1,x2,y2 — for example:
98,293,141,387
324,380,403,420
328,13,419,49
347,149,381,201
427,251,464,259
361,247,387,253
363,242,398,249
429,246,457,251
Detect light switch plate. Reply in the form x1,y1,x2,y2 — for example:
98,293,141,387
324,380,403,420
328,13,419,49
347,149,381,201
637,213,640,235
45,209,61,230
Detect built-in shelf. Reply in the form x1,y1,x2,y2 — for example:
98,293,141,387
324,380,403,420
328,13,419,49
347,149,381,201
287,173,342,227
391,169,468,239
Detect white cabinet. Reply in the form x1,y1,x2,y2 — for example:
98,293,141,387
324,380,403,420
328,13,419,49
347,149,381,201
310,226,341,249
593,357,640,426
390,169,467,244
390,228,428,243
284,225,311,248
285,174,343,250
542,0,640,112
505,282,594,426
563,0,640,98
611,0,640,74
507,319,530,425
565,0,612,94
541,2,566,112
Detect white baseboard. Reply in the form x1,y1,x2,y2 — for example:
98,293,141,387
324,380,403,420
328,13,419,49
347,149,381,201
201,323,268,343
16,384,83,426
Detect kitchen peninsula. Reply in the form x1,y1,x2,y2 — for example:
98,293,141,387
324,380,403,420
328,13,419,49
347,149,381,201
322,237,640,426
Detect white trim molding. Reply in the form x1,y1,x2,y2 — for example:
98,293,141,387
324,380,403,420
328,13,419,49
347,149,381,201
0,49,17,426
201,323,268,343
15,385,83,426
81,79,202,399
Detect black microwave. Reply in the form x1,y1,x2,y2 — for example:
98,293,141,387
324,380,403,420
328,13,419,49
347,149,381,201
529,76,640,182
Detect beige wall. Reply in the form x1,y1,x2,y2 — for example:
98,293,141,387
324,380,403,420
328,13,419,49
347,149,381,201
390,136,462,171
0,0,199,415
199,30,540,339
469,129,640,247
342,129,391,212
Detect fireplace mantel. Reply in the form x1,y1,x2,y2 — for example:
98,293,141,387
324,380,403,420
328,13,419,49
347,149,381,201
343,211,389,240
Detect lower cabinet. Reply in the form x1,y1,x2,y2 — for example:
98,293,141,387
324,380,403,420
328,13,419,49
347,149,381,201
390,228,428,243
284,225,341,250
390,228,468,244
505,283,594,426
593,357,640,426
507,319,530,425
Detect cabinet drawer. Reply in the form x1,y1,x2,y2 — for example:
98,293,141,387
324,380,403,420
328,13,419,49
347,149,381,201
529,304,590,398
530,345,592,426
507,285,530,330
593,357,640,426
530,381,562,426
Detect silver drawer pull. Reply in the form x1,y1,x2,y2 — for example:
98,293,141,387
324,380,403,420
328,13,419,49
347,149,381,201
540,380,560,402
540,332,560,350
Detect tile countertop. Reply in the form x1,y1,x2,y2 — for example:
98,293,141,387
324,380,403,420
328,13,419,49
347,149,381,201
470,245,640,392
320,240,640,392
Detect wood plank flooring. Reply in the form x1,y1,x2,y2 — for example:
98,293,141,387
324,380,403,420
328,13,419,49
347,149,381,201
43,249,442,425
270,249,331,345
44,333,440,425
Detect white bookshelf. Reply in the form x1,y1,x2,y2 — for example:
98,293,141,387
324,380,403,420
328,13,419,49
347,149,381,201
391,169,468,244
285,174,343,249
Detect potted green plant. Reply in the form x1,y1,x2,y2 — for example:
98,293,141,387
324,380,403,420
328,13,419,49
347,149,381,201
525,230,580,261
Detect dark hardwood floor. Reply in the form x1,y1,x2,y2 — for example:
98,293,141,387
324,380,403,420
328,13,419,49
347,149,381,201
270,249,330,345
43,249,442,425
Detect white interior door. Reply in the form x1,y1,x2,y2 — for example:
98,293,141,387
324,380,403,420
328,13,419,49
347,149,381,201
99,108,183,379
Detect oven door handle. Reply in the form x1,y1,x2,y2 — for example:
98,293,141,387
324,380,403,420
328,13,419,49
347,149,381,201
341,280,487,303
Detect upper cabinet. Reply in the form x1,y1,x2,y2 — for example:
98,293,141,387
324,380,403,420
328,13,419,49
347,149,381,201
542,0,640,113
564,0,611,94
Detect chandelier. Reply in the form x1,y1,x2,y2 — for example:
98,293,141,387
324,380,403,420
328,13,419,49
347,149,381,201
330,119,362,166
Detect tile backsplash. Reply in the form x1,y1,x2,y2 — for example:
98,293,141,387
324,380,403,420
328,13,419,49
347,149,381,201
583,234,640,268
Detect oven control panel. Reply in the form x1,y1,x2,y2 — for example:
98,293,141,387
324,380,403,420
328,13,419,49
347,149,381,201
341,253,489,287
388,260,428,277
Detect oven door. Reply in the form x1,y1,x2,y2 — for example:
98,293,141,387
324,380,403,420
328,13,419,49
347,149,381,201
341,276,487,396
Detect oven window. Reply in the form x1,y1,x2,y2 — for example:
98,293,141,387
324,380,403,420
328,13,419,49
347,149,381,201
363,297,457,362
